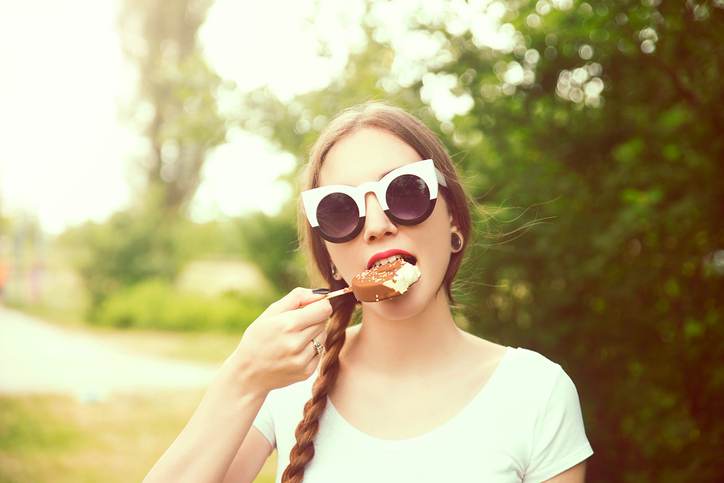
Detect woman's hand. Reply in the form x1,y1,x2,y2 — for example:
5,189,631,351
230,287,333,396
142,288,331,483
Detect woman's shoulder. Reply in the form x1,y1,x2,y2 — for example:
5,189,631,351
499,346,571,396
464,333,563,380
507,346,564,373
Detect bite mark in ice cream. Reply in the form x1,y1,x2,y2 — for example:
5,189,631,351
350,256,421,302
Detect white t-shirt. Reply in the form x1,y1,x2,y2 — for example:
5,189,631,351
251,346,593,483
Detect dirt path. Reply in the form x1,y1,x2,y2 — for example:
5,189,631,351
0,306,219,401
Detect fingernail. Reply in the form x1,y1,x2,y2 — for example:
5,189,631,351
312,288,331,294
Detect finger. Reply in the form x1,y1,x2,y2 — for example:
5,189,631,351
290,330,327,359
299,323,328,349
297,337,322,367
305,339,324,367
263,287,326,317
288,297,333,331
273,297,331,337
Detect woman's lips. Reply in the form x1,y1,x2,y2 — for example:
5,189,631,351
366,249,417,270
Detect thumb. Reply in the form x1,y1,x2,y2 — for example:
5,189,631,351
263,287,327,316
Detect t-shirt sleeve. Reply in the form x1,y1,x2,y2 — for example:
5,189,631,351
523,365,593,482
251,392,276,449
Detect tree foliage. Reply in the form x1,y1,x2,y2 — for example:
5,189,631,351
232,1,724,481
227,205,304,294
58,0,234,319
56,190,247,320
119,0,227,217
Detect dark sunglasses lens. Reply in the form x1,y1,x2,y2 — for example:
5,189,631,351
317,192,359,239
387,174,431,222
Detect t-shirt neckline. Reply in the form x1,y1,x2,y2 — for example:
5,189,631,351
325,345,515,448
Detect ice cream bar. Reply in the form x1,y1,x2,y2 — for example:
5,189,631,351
350,257,421,302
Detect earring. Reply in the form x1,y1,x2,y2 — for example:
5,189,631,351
331,262,342,280
451,229,463,253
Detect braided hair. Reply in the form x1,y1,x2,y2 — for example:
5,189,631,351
284,100,473,482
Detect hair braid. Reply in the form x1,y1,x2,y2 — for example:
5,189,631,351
286,99,473,481
280,295,356,483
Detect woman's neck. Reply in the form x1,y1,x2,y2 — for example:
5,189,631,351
343,287,469,380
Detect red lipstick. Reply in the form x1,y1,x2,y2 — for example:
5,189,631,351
367,249,416,270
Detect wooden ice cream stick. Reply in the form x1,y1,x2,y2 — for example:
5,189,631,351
323,286,354,299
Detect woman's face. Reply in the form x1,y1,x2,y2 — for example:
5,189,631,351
318,127,455,319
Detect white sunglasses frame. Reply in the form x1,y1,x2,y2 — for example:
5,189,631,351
301,159,448,243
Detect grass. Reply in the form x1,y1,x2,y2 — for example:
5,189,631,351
1,302,276,482
0,391,277,483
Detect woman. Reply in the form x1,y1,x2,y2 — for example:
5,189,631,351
144,101,594,483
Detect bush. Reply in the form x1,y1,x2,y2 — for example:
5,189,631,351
95,279,270,332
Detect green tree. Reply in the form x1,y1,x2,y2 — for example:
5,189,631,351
119,0,227,217
232,1,724,481
231,201,307,295
58,0,235,318
57,202,182,318
57,192,249,320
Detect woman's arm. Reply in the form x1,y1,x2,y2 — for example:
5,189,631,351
143,287,332,482
143,351,269,483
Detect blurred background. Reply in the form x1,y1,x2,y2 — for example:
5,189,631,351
1,0,722,482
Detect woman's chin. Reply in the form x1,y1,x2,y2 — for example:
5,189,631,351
365,280,426,318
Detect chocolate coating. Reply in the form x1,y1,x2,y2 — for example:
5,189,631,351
350,258,420,302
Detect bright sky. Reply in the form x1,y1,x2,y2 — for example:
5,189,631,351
0,0,135,235
0,0,357,235
0,0,503,236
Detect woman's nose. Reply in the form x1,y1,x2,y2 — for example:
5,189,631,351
362,192,398,241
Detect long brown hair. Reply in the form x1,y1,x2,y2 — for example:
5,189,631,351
281,100,473,482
